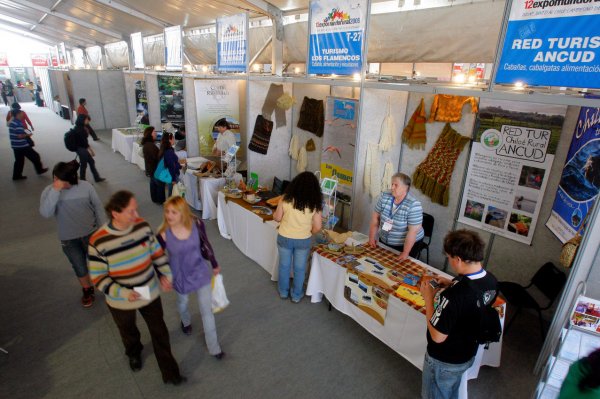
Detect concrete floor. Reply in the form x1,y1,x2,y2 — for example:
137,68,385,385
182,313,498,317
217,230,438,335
0,103,542,398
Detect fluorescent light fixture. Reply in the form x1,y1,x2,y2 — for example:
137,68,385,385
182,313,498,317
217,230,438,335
201,65,208,72
353,73,361,81
294,67,300,74
514,81,525,89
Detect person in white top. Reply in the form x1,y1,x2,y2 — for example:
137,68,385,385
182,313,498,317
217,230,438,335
212,119,236,155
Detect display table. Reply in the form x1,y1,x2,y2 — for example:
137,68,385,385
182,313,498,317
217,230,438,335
217,191,280,279
111,128,141,163
306,246,504,398
131,142,145,171
182,168,225,220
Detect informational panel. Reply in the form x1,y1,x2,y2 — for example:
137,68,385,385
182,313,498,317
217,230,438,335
458,99,567,245
320,96,358,197
131,32,145,69
495,0,600,88
135,80,148,123
158,76,184,123
58,42,67,66
547,100,600,243
308,0,367,75
31,53,48,67
0,52,8,66
216,13,248,73
194,80,241,157
164,26,182,71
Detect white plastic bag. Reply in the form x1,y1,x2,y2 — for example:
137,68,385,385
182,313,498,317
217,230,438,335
211,274,230,313
172,182,186,198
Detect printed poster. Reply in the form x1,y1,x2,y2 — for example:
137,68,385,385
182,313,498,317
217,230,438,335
135,80,149,123
458,99,567,244
164,26,183,71
31,53,48,67
570,296,600,334
131,32,145,69
158,76,184,123
308,0,367,75
0,52,8,66
495,0,600,88
194,80,242,158
216,13,248,73
320,97,358,197
547,100,600,243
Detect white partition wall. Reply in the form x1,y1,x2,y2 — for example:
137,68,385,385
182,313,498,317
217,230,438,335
145,74,161,129
98,71,129,129
184,77,199,157
124,73,144,127
69,70,106,128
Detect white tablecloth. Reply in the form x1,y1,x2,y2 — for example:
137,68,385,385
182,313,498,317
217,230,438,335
217,191,280,280
306,252,504,398
183,169,225,220
111,129,141,163
131,142,145,171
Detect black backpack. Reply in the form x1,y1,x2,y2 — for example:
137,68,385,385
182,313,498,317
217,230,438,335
64,129,78,152
462,277,502,349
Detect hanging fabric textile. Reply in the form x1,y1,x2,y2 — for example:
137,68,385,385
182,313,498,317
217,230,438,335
428,94,478,123
381,162,394,191
379,97,396,152
297,96,325,137
364,143,381,198
296,145,307,173
402,98,427,149
261,83,286,128
288,134,300,160
412,123,471,206
248,115,274,155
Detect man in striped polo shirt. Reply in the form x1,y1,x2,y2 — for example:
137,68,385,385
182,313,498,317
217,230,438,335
89,191,185,385
368,172,424,260
9,109,47,180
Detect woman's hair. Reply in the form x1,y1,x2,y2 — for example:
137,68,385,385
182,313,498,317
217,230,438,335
215,118,229,129
105,190,134,219
11,102,21,110
158,132,174,159
443,229,485,263
579,348,600,391
158,195,194,234
283,172,323,212
79,98,86,105
52,161,79,185
11,109,22,119
392,172,411,191
141,126,155,145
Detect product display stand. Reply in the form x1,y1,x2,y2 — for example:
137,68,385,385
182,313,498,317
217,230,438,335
222,145,239,187
315,172,339,230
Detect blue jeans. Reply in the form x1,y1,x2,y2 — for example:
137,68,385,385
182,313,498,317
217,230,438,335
176,283,221,355
60,235,91,278
421,352,474,399
277,234,311,302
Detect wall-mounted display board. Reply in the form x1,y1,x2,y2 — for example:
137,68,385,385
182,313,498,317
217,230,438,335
135,80,148,123
495,0,600,88
164,26,183,71
158,75,184,123
194,80,241,158
216,13,248,73
458,99,567,245
131,32,145,69
308,0,367,75
547,99,600,243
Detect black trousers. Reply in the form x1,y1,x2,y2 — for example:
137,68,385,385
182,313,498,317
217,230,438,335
76,147,100,181
12,146,43,179
107,297,180,381
87,125,99,140
149,176,166,204
380,238,423,258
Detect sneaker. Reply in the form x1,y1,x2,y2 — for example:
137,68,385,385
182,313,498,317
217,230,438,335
214,352,225,360
180,322,192,335
37,168,49,175
82,288,94,308
163,375,187,385
129,354,142,371
12,176,27,181
95,177,106,183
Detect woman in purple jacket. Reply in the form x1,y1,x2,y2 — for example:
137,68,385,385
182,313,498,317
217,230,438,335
158,196,225,359
158,132,181,197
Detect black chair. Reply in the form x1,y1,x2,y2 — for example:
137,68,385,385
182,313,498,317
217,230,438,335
413,213,434,264
498,262,566,338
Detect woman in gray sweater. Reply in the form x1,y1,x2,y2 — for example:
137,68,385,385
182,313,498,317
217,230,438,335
40,160,106,307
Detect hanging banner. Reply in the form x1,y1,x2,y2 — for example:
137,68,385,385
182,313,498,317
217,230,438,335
495,0,600,89
320,96,358,197
158,76,184,123
58,43,67,66
164,26,182,71
547,99,600,243
0,52,8,66
135,80,149,124
194,80,242,158
216,13,248,73
458,99,567,245
131,32,145,69
308,0,366,75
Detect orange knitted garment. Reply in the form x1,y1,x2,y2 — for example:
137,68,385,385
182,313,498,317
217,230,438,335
402,98,427,149
428,94,478,123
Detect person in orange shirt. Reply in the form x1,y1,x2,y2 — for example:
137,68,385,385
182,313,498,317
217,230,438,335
6,103,34,130
76,98,99,141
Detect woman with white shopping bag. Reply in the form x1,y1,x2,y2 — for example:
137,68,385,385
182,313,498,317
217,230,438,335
157,196,226,359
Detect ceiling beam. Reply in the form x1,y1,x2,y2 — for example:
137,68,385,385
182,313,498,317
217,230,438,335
0,22,58,45
94,0,168,28
7,0,122,39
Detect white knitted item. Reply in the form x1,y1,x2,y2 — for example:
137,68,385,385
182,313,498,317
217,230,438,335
381,162,394,191
296,145,307,172
378,98,396,152
289,134,300,160
365,143,381,198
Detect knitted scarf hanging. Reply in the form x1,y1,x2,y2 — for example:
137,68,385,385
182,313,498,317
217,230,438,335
296,145,307,173
402,98,427,149
379,98,396,152
289,134,300,160
381,162,394,191
412,123,470,206
364,143,381,198
248,115,274,155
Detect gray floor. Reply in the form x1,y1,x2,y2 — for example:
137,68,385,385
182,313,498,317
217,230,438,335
0,104,542,398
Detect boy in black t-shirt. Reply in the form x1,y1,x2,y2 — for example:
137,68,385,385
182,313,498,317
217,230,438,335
419,230,498,399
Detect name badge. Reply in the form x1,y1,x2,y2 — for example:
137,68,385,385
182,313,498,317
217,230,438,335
382,217,393,232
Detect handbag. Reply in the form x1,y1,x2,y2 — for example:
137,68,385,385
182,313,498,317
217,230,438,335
154,158,173,184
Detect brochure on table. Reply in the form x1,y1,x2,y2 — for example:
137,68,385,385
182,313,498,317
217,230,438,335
308,0,367,75
495,0,600,88
547,100,600,243
458,99,567,245
216,13,248,73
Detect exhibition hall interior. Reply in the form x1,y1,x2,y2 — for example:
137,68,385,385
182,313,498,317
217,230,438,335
0,0,599,398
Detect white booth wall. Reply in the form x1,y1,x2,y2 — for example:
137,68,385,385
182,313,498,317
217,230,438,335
145,74,161,129
124,72,144,127
184,77,199,158
49,70,69,117
69,70,106,127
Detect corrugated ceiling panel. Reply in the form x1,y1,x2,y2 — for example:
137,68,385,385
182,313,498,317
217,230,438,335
42,14,117,43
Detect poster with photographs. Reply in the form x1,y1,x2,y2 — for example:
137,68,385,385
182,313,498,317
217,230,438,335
135,80,148,124
458,99,567,244
570,296,600,334
158,76,184,124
